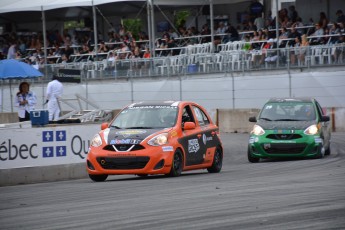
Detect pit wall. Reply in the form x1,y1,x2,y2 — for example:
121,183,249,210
1,108,344,186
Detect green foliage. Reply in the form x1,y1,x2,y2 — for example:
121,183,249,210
175,10,190,28
122,18,142,40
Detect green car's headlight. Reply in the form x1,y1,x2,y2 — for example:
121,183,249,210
148,133,168,146
251,125,265,136
91,134,103,147
304,124,319,135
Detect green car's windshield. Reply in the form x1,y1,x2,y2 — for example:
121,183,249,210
259,102,316,121
111,105,178,129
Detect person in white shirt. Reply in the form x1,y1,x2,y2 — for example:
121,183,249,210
45,75,63,121
15,82,37,122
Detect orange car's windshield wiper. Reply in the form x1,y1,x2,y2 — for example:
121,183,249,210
110,125,121,129
126,126,153,129
274,119,299,121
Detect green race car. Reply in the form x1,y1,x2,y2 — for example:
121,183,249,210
248,98,331,163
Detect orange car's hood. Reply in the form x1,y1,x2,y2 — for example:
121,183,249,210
107,128,170,145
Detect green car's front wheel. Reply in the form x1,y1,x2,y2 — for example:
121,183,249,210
248,146,260,163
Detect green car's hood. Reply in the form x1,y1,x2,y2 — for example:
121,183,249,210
256,120,316,130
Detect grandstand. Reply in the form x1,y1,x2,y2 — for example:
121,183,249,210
0,0,345,114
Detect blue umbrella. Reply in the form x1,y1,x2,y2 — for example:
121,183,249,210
0,59,43,112
0,59,43,79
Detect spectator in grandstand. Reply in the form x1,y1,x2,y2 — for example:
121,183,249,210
291,17,305,35
15,81,37,122
328,22,340,44
76,44,92,62
279,27,290,48
254,13,265,31
298,34,309,65
249,0,264,23
336,10,345,24
338,22,345,33
168,28,179,40
143,47,151,58
310,23,324,45
107,51,116,63
7,40,17,59
318,12,329,29
63,44,74,60
290,35,301,65
288,5,299,23
98,41,109,53
200,24,211,43
215,22,228,45
263,38,278,64
332,34,345,63
288,26,302,46
227,24,240,42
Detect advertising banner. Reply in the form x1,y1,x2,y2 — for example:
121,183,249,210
0,124,100,169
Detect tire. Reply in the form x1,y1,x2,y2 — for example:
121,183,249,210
248,147,260,163
207,147,223,173
325,144,331,156
89,174,108,182
168,149,183,177
315,145,325,159
137,174,148,177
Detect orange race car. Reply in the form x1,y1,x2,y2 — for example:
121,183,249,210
87,101,223,182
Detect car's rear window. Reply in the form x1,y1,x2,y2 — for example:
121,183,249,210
259,102,316,121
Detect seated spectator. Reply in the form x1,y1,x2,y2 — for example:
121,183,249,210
263,39,278,63
298,34,309,65
310,23,324,45
200,24,211,43
227,24,240,42
291,17,305,35
288,26,301,47
143,48,151,58
290,35,301,65
336,10,345,24
329,22,340,44
332,34,345,63
98,41,108,53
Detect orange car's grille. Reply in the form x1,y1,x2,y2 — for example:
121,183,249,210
262,143,307,154
103,144,145,152
266,134,302,140
97,156,150,170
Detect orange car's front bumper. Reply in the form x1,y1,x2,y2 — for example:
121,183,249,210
86,145,175,175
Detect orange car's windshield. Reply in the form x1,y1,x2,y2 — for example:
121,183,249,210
111,106,178,129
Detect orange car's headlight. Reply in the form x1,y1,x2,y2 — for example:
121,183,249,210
147,133,168,146
91,134,103,147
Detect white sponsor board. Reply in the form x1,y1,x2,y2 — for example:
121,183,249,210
0,124,100,169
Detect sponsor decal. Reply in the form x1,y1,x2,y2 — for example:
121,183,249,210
263,143,271,150
170,130,178,137
188,139,200,153
271,140,296,143
202,134,213,145
249,137,255,144
115,130,147,138
110,139,141,144
314,137,323,144
162,146,174,152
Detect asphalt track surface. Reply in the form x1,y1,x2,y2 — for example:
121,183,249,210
1,132,345,230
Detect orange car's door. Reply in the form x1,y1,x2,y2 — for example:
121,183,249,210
178,105,207,166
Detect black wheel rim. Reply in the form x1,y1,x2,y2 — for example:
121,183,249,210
214,149,222,168
174,152,182,172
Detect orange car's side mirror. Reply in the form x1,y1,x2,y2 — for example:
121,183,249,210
183,122,196,130
101,122,109,130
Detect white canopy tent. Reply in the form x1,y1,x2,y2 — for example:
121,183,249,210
0,0,254,57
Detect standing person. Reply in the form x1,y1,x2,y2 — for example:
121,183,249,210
15,82,37,122
46,75,63,121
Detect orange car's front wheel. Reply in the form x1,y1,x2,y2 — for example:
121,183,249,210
89,174,108,182
167,149,183,177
